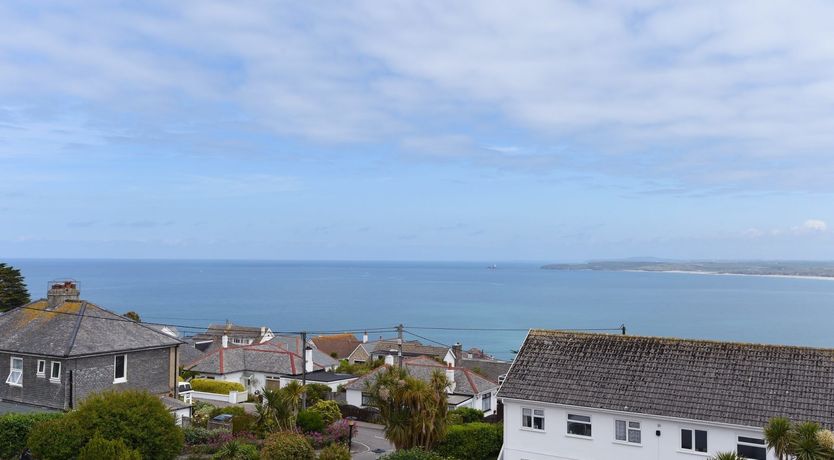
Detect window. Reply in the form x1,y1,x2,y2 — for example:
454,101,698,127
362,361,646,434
567,414,592,437
6,357,23,386
50,362,61,382
681,429,708,453
361,392,372,406
114,355,127,383
615,420,641,444
522,408,545,430
482,393,492,411
37,360,46,377
737,436,766,460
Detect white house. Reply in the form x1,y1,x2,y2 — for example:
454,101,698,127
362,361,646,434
498,330,834,460
345,355,499,416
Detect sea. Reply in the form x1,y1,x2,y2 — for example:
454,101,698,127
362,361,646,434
8,259,834,360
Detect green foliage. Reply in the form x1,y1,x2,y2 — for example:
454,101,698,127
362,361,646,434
297,410,326,433
765,417,793,460
260,432,315,460
180,367,201,380
78,435,141,460
380,448,453,460
335,358,385,376
764,416,834,460
211,440,259,460
365,366,448,450
792,421,830,460
711,453,743,460
122,311,141,322
256,382,305,434
27,416,87,460
191,378,246,394
434,422,502,460
305,383,332,406
231,413,257,433
0,412,64,459
209,405,247,419
309,400,342,426
183,426,227,446
73,389,184,460
447,407,484,425
317,443,351,460
0,263,30,312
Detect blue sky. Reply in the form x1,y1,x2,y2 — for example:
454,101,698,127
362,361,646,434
2,0,834,261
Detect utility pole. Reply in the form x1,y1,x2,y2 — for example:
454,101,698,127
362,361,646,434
301,331,307,410
397,324,404,368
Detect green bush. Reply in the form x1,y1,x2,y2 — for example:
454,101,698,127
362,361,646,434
306,383,332,406
27,416,87,460
192,378,246,394
447,407,484,425
211,440,259,460
231,413,257,433
260,432,315,460
0,411,64,459
380,448,452,460
208,405,248,419
309,400,342,426
183,426,226,446
78,435,141,460
434,423,502,460
297,410,326,433
73,389,184,460
318,442,351,460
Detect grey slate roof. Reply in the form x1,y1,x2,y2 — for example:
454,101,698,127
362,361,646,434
369,340,451,360
345,356,498,396
458,358,512,382
191,322,268,340
271,335,339,368
184,341,329,375
0,299,182,357
498,330,834,428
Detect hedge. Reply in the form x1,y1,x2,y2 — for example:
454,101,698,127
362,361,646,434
434,422,503,460
27,415,88,460
381,449,453,460
447,407,484,425
191,378,245,394
0,412,64,460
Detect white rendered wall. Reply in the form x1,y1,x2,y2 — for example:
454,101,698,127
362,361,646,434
501,400,775,460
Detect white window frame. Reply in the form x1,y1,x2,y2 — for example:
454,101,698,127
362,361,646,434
36,360,46,377
681,428,708,453
737,435,767,460
566,413,593,438
614,419,642,444
6,357,23,387
113,354,127,383
50,361,61,382
522,407,545,431
481,392,492,412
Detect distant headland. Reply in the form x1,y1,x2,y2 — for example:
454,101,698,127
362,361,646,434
540,260,834,280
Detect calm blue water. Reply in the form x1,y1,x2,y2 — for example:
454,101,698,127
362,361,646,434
8,259,834,359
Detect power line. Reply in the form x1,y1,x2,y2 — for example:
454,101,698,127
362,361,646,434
404,326,625,332
403,329,454,349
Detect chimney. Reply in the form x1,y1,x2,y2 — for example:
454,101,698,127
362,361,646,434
47,280,80,309
384,353,394,366
446,365,456,393
362,331,368,343
221,335,229,348
305,346,314,373
453,342,463,367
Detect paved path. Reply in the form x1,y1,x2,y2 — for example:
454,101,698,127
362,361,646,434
350,421,394,459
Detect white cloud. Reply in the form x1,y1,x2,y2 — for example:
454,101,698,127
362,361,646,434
801,219,828,232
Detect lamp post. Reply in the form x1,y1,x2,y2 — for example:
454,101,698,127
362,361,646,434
347,416,357,451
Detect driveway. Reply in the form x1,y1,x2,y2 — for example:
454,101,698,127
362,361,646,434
350,421,394,459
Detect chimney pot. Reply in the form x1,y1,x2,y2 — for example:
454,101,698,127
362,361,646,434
362,331,368,343
47,280,80,309
305,346,314,373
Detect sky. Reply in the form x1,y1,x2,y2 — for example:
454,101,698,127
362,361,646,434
2,0,834,261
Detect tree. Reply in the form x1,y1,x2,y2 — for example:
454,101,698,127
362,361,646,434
123,311,141,322
256,383,306,433
260,432,315,460
78,435,141,460
765,417,793,460
711,453,743,460
365,366,449,450
791,421,830,460
0,263,30,312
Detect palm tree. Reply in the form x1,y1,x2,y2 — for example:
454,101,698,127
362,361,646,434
765,417,793,460
792,421,829,460
711,453,742,460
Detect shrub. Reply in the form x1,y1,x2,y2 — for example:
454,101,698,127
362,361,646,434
27,416,87,460
309,400,342,425
191,378,246,394
325,419,352,444
433,423,502,460
73,389,184,460
0,411,64,459
211,440,259,460
297,410,326,433
305,383,332,406
447,407,484,425
78,435,141,460
260,432,315,460
184,426,227,446
209,405,248,419
380,448,452,460
231,413,257,433
318,443,351,460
